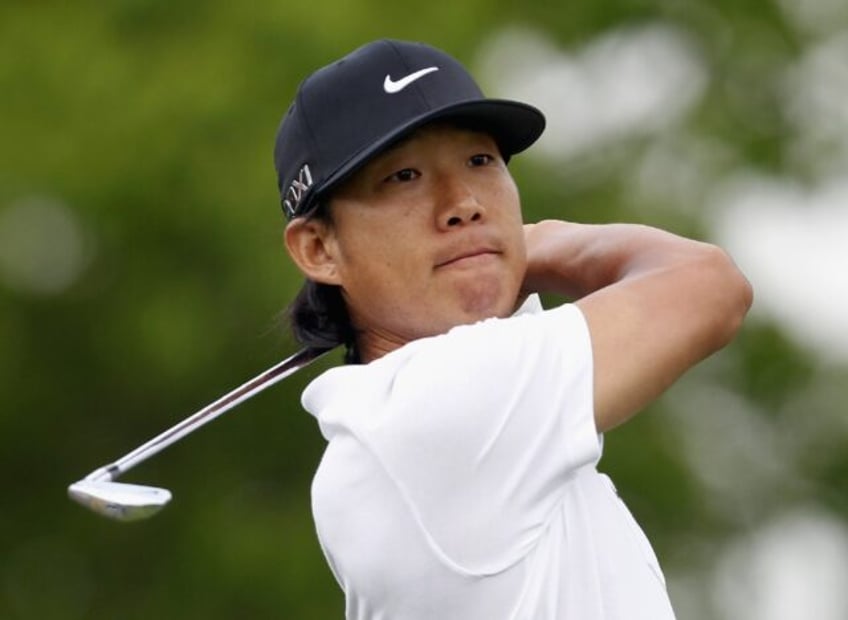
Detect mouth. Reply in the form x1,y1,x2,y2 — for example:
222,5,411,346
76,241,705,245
435,248,500,269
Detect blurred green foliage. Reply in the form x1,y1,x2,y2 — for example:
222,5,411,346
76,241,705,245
1,1,846,619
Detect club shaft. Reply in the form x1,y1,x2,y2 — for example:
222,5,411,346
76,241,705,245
85,347,332,482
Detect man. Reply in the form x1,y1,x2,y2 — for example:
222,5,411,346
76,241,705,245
274,39,752,619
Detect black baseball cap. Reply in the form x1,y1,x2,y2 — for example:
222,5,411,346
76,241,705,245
274,39,546,220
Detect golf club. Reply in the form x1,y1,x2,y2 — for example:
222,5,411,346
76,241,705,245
68,346,333,522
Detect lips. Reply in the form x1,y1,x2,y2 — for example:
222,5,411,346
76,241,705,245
436,249,498,268
434,237,502,269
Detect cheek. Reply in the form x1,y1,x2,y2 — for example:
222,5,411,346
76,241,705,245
489,180,524,242
484,172,521,215
334,205,426,272
505,181,523,219
335,230,423,300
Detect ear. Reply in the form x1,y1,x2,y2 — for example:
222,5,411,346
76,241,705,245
284,217,342,285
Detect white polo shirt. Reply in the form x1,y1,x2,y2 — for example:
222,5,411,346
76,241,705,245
303,296,676,619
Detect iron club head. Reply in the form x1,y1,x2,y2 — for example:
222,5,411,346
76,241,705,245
68,480,172,522
69,347,332,522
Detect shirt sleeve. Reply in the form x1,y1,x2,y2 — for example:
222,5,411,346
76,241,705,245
362,303,600,574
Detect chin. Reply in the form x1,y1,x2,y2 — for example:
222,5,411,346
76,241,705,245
460,282,519,318
454,295,515,326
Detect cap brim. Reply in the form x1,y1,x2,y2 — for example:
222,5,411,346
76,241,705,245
307,99,545,214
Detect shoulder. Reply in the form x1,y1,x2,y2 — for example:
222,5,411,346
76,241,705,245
303,300,592,429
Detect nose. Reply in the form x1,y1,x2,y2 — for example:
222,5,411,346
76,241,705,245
436,176,484,230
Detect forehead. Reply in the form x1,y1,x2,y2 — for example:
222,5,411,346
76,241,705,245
347,122,498,178
324,122,500,208
383,121,497,156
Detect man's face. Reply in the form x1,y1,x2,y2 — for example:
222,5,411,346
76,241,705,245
313,124,526,357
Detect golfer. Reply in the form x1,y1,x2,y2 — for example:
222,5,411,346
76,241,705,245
275,39,752,619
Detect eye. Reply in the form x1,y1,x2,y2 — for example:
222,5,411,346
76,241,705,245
385,168,420,183
469,153,497,167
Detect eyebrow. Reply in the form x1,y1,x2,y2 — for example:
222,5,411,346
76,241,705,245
378,130,420,158
378,123,494,159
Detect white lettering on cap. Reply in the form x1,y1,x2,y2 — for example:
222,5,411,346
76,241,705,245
283,164,314,217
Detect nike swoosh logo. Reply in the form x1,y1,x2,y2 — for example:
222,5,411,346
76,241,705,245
383,67,439,94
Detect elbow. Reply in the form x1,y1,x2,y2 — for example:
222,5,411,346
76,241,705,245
701,245,754,349
718,273,753,348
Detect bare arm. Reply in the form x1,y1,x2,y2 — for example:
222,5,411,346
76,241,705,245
523,220,753,433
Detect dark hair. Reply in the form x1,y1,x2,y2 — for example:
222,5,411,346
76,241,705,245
287,205,360,364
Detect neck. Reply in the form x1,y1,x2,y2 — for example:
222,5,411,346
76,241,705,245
355,330,408,363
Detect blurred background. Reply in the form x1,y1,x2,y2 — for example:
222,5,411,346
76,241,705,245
2,0,847,618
